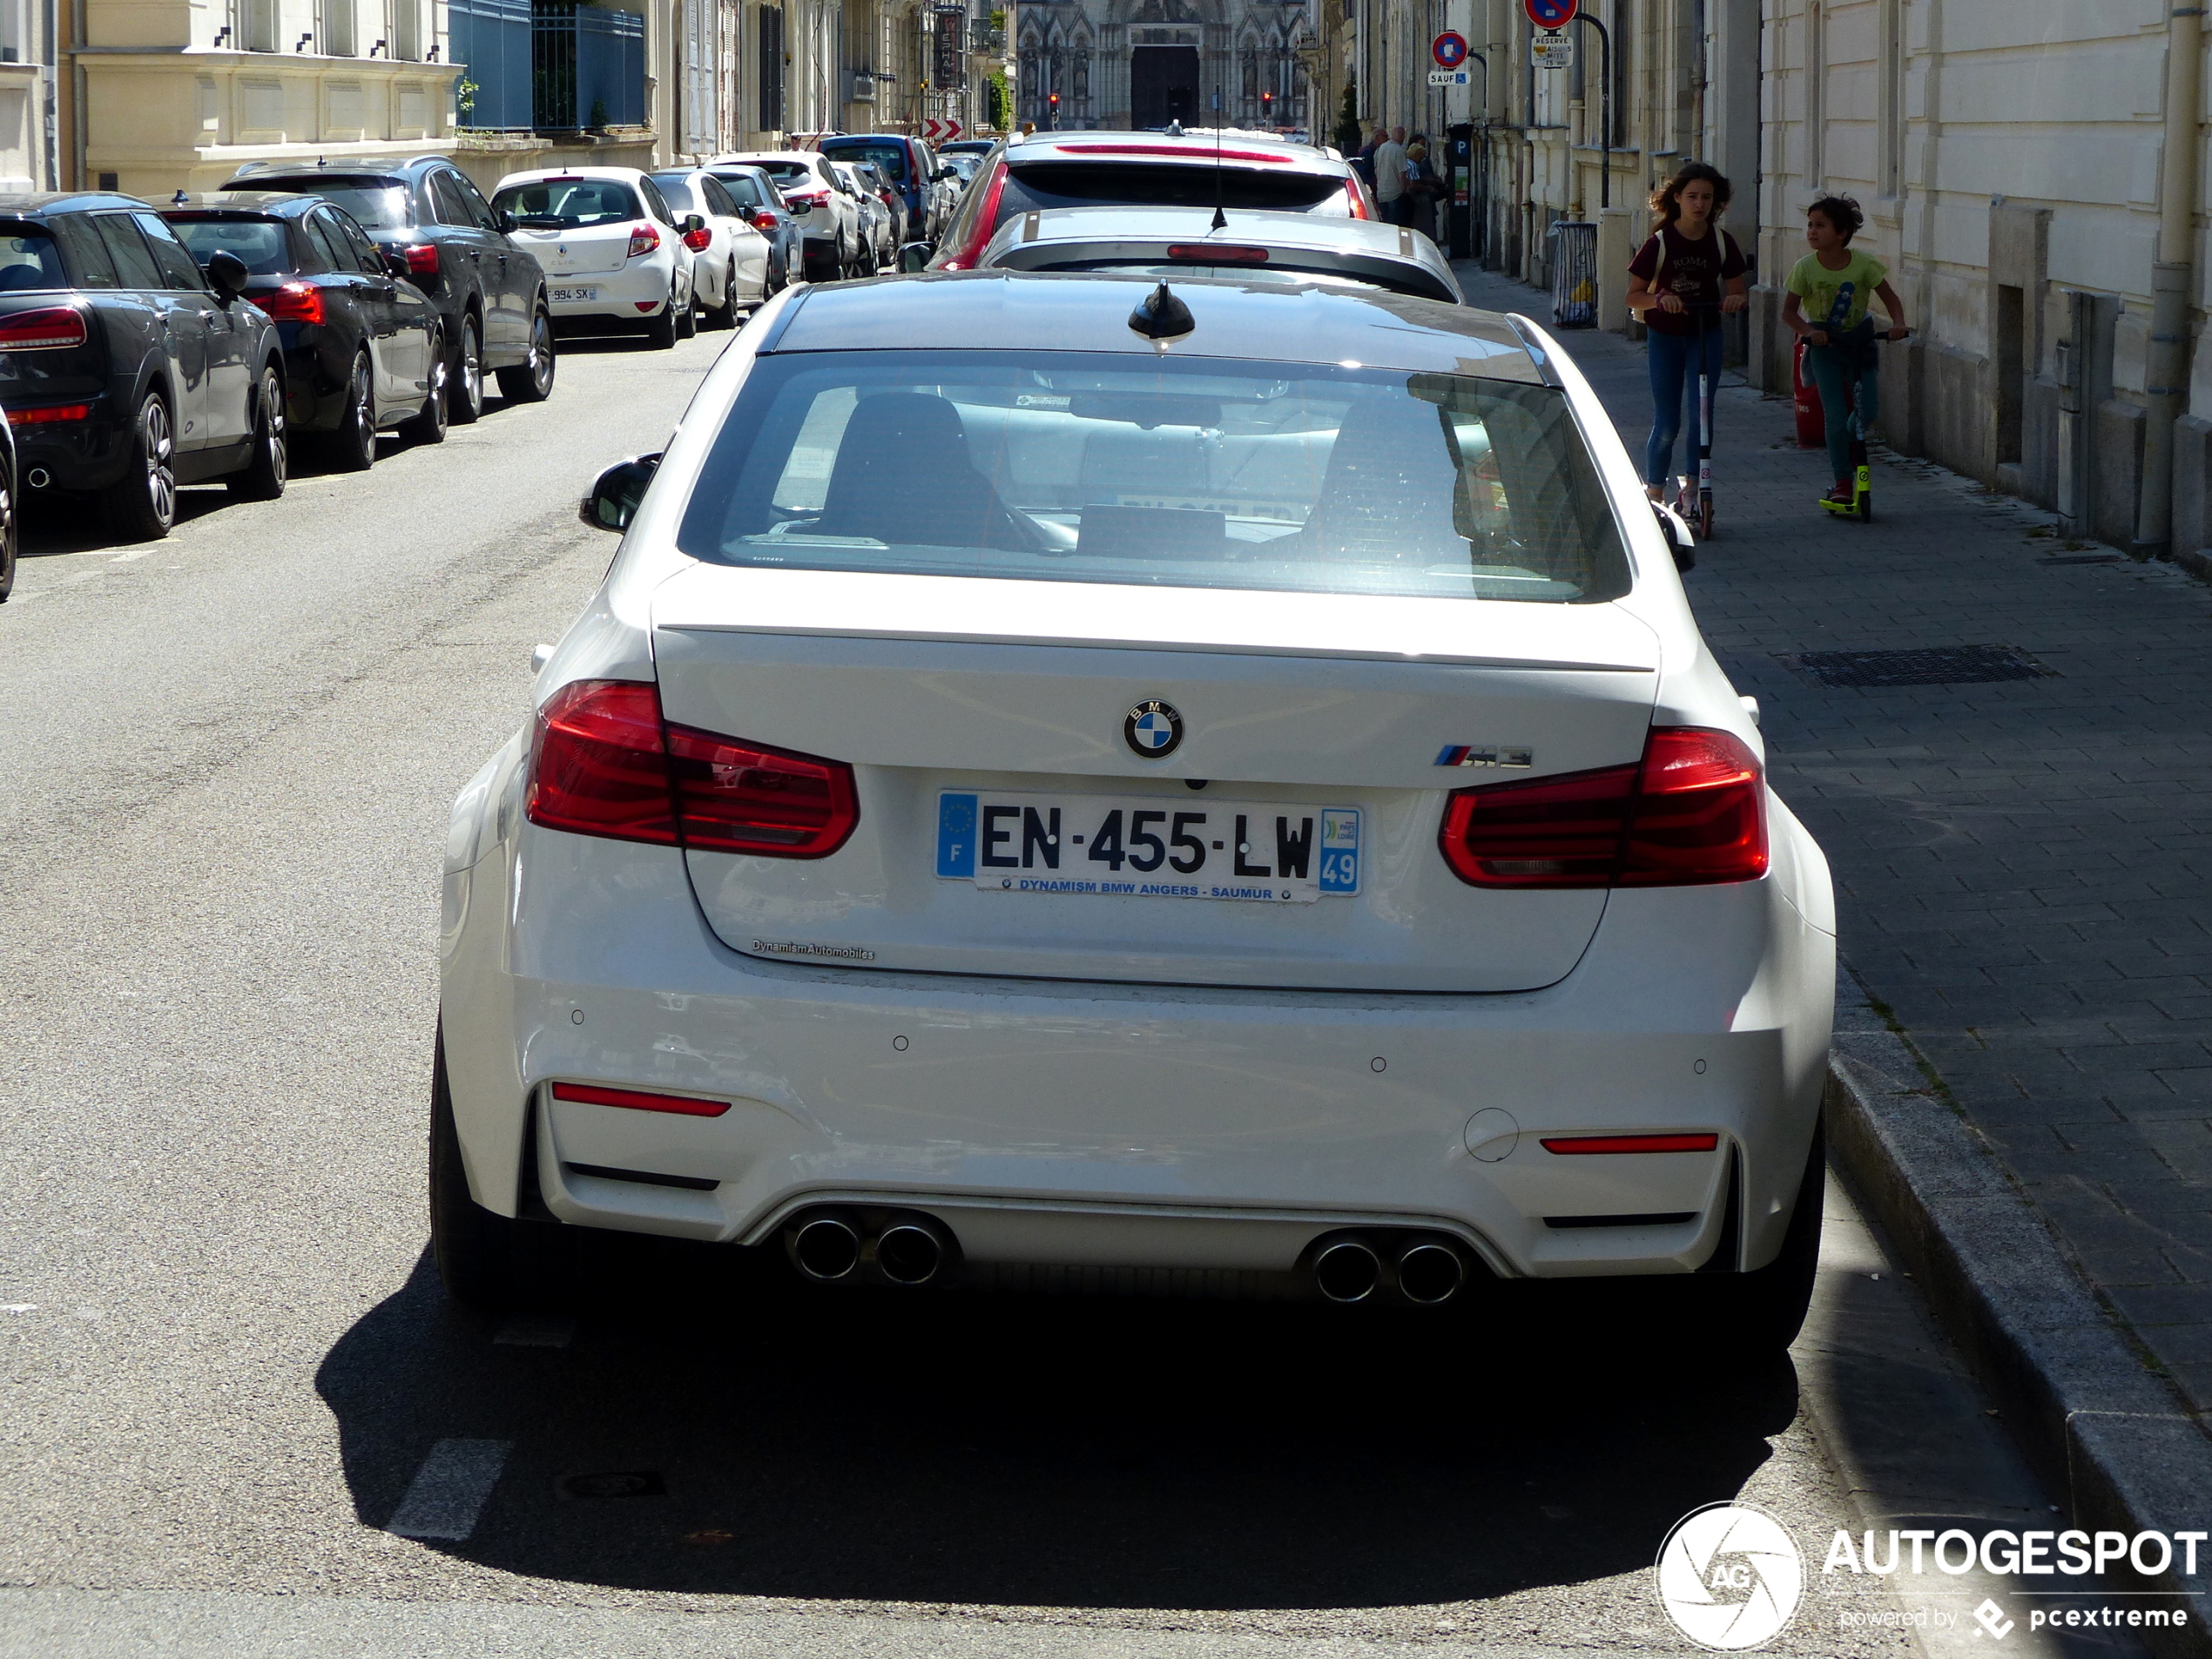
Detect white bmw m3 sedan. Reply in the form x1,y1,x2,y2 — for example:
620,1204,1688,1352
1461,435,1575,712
435,271,1836,1350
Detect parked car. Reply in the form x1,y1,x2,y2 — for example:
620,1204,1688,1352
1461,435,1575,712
851,160,907,254
435,269,1831,1361
492,168,698,350
0,192,286,540
819,132,952,244
0,393,17,598
647,168,772,328
828,161,892,273
166,192,446,469
224,156,554,420
702,164,805,295
973,205,1463,302
706,152,862,281
934,131,1372,269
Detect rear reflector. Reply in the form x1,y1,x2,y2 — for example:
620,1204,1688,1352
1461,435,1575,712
1167,243,1267,263
1540,1133,1721,1155
1439,726,1767,888
0,306,88,350
10,401,91,423
525,678,860,859
634,300,658,312
550,1082,732,1117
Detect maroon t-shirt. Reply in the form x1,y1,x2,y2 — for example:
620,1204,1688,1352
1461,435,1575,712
1628,226,1746,335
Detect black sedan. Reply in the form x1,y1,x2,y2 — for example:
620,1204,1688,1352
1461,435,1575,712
223,156,553,421
0,191,286,540
703,165,806,295
167,193,444,469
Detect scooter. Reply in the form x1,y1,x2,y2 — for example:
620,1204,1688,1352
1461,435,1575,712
1817,324,1909,524
1674,301,1720,538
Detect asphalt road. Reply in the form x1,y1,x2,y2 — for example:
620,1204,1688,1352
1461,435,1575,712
0,317,2122,1658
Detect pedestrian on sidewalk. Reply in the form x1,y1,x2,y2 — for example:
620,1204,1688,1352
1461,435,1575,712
1373,126,1408,225
1781,194,1911,512
1404,133,1446,242
1352,126,1386,193
1624,161,1749,504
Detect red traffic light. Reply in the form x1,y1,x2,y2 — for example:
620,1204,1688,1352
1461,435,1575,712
1049,92,1059,105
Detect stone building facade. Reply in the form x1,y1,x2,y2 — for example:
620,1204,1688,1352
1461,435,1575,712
1013,0,1312,132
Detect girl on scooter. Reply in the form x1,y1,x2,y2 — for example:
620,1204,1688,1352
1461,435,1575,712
1626,162,1749,506
1781,195,1911,511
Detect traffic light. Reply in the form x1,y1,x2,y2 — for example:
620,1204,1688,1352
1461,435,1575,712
1261,89,1272,121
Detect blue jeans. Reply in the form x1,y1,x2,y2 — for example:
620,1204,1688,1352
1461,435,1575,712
1643,324,1726,488
1806,329,1880,487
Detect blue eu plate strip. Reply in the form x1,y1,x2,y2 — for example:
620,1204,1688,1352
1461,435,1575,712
936,792,978,879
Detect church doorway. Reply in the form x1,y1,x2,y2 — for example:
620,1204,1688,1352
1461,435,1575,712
1130,45,1200,128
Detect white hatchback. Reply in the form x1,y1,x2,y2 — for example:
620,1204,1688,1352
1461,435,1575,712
492,165,697,348
435,273,1837,1348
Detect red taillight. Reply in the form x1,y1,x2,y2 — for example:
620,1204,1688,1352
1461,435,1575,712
1055,142,1292,164
627,222,661,258
0,306,87,350
1540,1133,1721,1155
10,401,91,423
1438,726,1767,888
749,208,779,232
524,679,860,859
402,243,440,278
783,188,827,206
940,162,1008,269
681,226,712,252
550,1081,732,1117
260,280,325,325
1167,243,1267,263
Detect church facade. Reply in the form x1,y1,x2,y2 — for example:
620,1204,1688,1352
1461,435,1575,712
1014,0,1315,133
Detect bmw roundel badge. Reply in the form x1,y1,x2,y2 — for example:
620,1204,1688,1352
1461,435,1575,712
1123,698,1184,759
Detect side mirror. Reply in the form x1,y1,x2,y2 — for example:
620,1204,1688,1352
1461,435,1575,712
1653,502,1696,573
934,167,957,182
897,241,931,273
498,208,519,234
382,249,410,280
204,249,249,300
580,452,662,532
681,212,705,234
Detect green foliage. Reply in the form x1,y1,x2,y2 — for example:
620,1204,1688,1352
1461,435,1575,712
987,67,1009,130
1333,76,1361,152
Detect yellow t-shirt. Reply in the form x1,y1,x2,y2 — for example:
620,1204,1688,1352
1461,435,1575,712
1786,249,1887,333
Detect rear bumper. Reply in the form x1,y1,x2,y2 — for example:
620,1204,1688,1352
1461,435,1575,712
440,749,1837,1284
543,259,674,324
8,395,131,489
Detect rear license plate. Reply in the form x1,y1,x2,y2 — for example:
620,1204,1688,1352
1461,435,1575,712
936,792,1359,902
550,286,599,303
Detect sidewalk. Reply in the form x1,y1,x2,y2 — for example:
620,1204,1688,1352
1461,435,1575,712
1455,265,2212,1435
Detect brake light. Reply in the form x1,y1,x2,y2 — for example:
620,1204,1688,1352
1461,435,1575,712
0,306,87,350
681,226,712,252
939,162,1008,269
1055,142,1292,164
1541,1133,1721,1155
1345,179,1374,219
525,679,860,859
783,188,828,206
749,208,779,232
260,280,325,325
9,401,91,423
1438,726,1767,888
402,243,440,278
550,1082,732,1117
627,222,661,258
1167,243,1267,263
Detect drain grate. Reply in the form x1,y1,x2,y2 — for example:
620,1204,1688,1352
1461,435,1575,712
1786,645,2058,688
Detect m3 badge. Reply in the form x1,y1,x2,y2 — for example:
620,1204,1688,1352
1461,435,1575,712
1434,745,1534,769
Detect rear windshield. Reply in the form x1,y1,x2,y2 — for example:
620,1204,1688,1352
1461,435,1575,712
0,224,65,291
249,176,409,232
711,171,773,209
752,160,816,188
823,140,908,182
649,174,697,212
169,217,291,275
493,179,642,227
677,350,1629,604
1003,160,1350,214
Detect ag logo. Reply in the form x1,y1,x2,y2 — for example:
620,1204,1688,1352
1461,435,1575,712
1655,1502,1804,1650
1123,698,1184,759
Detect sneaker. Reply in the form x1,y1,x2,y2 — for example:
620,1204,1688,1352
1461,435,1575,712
1818,485,1854,512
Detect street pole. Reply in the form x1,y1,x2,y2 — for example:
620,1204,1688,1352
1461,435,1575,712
1568,12,1609,211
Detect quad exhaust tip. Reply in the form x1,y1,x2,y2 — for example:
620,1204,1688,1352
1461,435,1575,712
1313,1238,1382,1303
1311,1231,1473,1305
792,1215,861,1282
26,467,49,489
873,1221,945,1286
786,1210,952,1287
1396,1240,1467,1305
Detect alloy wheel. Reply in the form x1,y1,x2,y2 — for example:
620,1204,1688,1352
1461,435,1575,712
351,361,375,466
144,397,174,528
262,369,287,488
530,311,553,395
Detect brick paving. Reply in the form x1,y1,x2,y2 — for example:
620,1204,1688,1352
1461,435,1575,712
1458,263,2212,1424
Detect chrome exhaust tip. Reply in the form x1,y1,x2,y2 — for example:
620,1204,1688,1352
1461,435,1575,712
26,468,49,489
1312,1238,1382,1304
873,1221,945,1286
1396,1240,1467,1305
791,1215,861,1282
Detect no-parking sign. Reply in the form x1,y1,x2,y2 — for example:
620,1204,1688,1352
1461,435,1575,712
1524,0,1576,27
1432,30,1468,68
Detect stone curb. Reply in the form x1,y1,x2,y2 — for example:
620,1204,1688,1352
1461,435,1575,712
1823,996,2212,1658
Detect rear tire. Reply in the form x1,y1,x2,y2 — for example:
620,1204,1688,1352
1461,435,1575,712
402,330,449,443
226,363,288,499
104,390,176,542
494,303,556,402
645,303,678,350
328,351,377,472
676,287,698,340
1702,1116,1825,1357
448,313,486,425
430,1023,572,1313
706,261,739,328
0,458,16,600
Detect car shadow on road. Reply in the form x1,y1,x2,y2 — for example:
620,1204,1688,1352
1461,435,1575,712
318,1240,1799,1610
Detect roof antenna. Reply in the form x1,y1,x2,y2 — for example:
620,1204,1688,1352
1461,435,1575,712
1210,91,1225,231
1128,280,1195,342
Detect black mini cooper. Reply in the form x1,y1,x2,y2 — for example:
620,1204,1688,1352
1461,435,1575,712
0,192,287,539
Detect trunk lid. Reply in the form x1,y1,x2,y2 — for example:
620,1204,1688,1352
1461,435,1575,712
651,566,1660,994
511,224,632,276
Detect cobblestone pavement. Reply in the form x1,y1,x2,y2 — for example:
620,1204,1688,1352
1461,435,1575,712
1460,263,2212,1426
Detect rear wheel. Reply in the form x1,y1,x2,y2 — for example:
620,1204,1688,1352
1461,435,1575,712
644,301,678,350
448,313,485,425
429,1024,574,1313
403,329,449,443
104,391,175,542
226,363,288,499
494,303,556,402
0,456,16,601
1697,1116,1824,1357
676,285,698,340
706,261,739,328
328,351,377,472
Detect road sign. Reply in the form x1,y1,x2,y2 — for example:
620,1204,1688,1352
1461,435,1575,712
923,117,964,142
1524,0,1575,26
1431,30,1467,68
1427,69,1470,86
1530,32,1574,68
